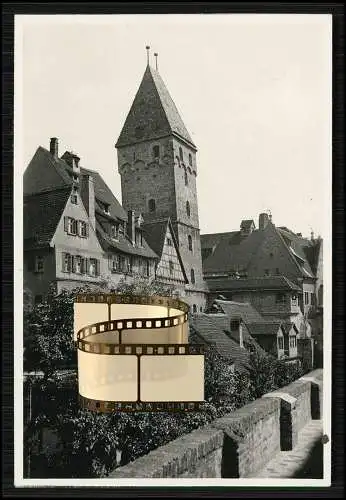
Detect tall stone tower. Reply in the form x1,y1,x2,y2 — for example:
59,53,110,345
115,58,207,311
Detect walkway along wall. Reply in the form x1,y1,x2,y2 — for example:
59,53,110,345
109,369,323,478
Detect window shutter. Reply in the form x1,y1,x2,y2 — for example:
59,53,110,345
61,252,66,272
64,217,68,232
71,255,75,273
73,219,78,235
96,259,100,276
86,223,89,237
85,258,89,275
108,255,112,270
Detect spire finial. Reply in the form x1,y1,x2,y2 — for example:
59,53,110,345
154,52,158,70
146,45,150,65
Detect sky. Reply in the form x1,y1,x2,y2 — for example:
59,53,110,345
16,14,332,238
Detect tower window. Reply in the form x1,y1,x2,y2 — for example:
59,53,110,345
190,268,195,284
153,145,160,159
148,199,156,212
188,153,192,166
186,201,190,217
184,170,188,186
169,260,174,275
179,147,183,161
188,235,193,252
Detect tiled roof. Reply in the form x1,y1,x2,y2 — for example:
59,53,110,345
201,232,238,251
115,65,196,149
246,322,282,337
202,228,266,274
141,220,168,258
206,275,302,292
215,300,265,324
95,220,158,259
23,187,71,248
24,147,73,195
189,315,251,373
277,228,316,277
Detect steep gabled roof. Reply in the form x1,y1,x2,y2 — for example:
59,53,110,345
142,218,188,283
115,65,196,149
277,227,317,278
23,187,71,248
207,275,302,292
24,147,73,195
202,228,266,274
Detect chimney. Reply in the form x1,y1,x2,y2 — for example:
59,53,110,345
50,137,59,158
259,213,269,231
81,174,95,229
127,210,135,245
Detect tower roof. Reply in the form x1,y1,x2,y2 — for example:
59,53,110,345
115,65,196,150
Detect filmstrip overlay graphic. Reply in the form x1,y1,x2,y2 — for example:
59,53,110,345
74,294,205,412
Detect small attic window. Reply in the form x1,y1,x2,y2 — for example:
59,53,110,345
103,203,110,215
153,145,160,159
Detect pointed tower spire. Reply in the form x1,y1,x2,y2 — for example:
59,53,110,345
146,45,150,66
154,52,158,71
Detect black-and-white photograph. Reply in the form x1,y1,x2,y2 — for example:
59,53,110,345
14,13,331,486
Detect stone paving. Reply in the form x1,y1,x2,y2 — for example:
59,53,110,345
254,420,323,478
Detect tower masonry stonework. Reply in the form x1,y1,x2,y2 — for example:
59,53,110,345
115,64,207,311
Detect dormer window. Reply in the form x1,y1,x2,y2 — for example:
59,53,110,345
111,225,118,239
153,145,160,159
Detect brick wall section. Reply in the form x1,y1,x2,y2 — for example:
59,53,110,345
211,398,280,478
108,426,224,478
110,370,321,478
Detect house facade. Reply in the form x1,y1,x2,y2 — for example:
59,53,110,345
23,139,158,303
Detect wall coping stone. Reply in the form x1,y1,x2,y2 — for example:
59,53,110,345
299,376,322,386
262,392,297,409
109,425,224,478
277,379,311,398
211,398,280,442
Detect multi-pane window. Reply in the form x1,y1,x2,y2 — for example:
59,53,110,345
63,253,71,273
75,256,82,274
111,225,118,239
167,237,172,246
289,336,297,348
169,260,174,276
291,294,298,305
35,255,44,273
71,194,78,204
188,235,193,252
79,221,87,237
304,292,309,304
278,337,284,350
67,217,78,235
89,259,97,276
